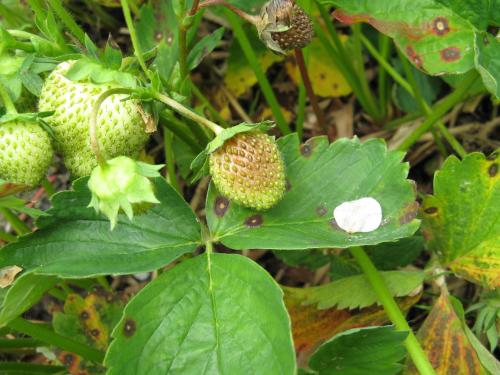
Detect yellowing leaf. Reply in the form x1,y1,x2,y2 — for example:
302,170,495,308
405,291,486,374
285,39,352,97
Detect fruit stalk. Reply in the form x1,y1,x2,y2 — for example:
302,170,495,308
350,246,437,375
153,92,224,136
199,0,261,24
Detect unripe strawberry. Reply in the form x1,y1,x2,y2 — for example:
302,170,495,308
0,121,53,186
38,61,149,178
258,0,314,54
209,131,286,210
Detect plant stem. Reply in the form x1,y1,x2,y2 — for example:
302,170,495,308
377,34,390,119
178,0,189,81
0,363,65,373
0,81,17,114
8,318,104,363
189,0,201,16
350,246,436,375
154,92,223,135
121,0,151,80
294,48,330,136
225,10,291,134
199,0,261,24
397,73,478,152
46,0,86,45
0,208,30,236
90,88,132,166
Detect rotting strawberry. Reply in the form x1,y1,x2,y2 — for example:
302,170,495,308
258,0,314,54
209,131,286,210
0,120,53,186
38,61,149,178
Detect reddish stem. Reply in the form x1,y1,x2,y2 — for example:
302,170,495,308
199,0,260,24
294,48,332,138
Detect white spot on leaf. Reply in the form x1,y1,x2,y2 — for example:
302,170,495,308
333,197,382,233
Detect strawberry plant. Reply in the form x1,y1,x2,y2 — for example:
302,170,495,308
0,0,499,374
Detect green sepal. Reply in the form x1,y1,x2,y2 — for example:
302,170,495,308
65,57,137,88
0,112,56,139
87,156,164,229
190,121,275,182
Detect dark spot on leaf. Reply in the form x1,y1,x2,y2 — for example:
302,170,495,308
214,196,229,217
488,163,498,177
320,73,326,80
413,55,423,67
123,319,136,337
80,310,90,320
440,47,461,62
400,201,420,224
245,215,263,228
332,83,338,90
422,229,431,241
406,45,423,67
328,219,341,231
285,179,292,192
316,203,328,217
300,143,312,157
483,36,489,45
62,352,76,366
432,17,449,35
424,207,438,214
90,329,100,337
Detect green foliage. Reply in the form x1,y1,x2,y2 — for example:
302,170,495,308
0,273,57,326
323,0,499,98
422,152,500,288
105,253,296,375
308,326,408,375
0,178,201,277
285,270,424,310
207,135,420,250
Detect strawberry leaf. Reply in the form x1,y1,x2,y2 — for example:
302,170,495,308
421,152,500,288
309,326,408,375
105,253,296,375
207,135,420,250
0,178,202,278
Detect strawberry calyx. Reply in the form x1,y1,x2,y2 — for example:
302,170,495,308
88,156,164,229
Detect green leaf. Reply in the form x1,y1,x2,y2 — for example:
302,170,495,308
0,363,66,375
366,235,424,270
308,326,408,375
0,196,46,218
187,27,225,70
105,253,296,375
474,33,500,99
274,249,331,269
103,42,122,70
0,178,201,278
284,270,424,310
207,135,420,250
0,273,58,326
421,152,500,288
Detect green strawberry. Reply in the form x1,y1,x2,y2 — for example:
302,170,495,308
38,61,149,178
0,120,54,186
209,131,286,210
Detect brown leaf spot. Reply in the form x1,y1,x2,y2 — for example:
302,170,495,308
214,196,229,217
300,143,312,157
286,179,292,191
61,352,76,367
80,310,90,320
424,206,438,215
316,203,328,217
432,17,449,35
245,215,263,228
440,47,461,62
483,36,489,45
400,201,420,224
90,329,100,338
488,163,498,177
123,319,136,337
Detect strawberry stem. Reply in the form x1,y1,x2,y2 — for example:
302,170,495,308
153,92,224,136
89,88,133,166
199,0,261,24
0,81,17,115
294,48,331,138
